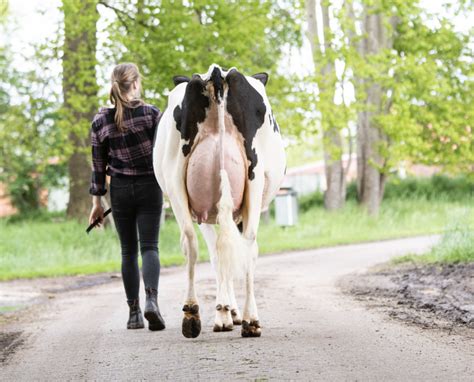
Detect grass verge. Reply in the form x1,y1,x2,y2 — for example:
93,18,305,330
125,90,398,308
1,197,472,280
393,223,474,264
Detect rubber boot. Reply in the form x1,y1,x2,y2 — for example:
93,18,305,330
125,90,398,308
127,299,144,329
144,287,166,331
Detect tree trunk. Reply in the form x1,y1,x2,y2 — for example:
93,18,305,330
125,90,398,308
306,0,346,210
323,128,346,210
356,11,392,215
63,0,99,220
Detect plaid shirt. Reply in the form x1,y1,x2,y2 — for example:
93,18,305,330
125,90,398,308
89,103,161,196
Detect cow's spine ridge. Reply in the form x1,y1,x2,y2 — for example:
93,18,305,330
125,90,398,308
215,88,247,283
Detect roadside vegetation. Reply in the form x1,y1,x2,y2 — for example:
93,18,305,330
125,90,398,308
1,175,472,281
1,2,473,281
393,225,474,265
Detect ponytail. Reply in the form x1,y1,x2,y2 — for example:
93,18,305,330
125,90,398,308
109,63,144,133
110,81,128,133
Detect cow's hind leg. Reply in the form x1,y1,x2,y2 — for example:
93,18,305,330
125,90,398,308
181,227,201,338
168,189,201,338
240,173,264,338
241,239,261,337
181,224,201,338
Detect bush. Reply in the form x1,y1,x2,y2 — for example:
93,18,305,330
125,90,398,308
394,223,474,264
346,181,358,201
299,190,324,212
383,175,474,200
301,175,473,211
429,226,474,263
4,209,66,224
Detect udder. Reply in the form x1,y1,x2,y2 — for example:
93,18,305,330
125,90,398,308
186,134,246,224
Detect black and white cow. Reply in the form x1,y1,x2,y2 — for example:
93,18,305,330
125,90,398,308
153,64,286,338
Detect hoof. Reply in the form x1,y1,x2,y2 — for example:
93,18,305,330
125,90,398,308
182,316,201,338
213,323,233,332
231,309,242,325
241,320,261,338
182,304,201,338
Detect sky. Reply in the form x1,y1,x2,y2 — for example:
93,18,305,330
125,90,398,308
4,1,61,69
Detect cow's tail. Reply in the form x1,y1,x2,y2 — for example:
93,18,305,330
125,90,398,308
216,169,247,282
213,68,248,282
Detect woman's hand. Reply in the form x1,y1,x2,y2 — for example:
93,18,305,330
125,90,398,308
89,202,105,227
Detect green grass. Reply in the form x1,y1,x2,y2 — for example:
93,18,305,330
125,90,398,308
393,223,474,265
0,197,472,280
0,305,24,313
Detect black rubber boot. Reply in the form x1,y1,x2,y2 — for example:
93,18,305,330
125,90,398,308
144,287,166,331
127,299,144,329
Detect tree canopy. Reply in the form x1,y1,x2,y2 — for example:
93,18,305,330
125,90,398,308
0,0,472,216
98,0,304,121
305,0,473,213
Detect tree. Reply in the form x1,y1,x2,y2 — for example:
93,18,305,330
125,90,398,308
0,1,67,214
305,0,473,214
353,0,473,213
97,0,303,128
62,0,99,220
0,2,9,115
306,0,352,210
354,5,398,214
0,77,65,213
389,6,474,174
0,1,9,133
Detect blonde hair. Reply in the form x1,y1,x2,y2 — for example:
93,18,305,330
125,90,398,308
110,63,144,133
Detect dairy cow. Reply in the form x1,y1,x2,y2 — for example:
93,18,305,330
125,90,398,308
153,64,286,338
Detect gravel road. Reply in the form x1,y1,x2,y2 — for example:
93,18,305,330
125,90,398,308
1,236,473,381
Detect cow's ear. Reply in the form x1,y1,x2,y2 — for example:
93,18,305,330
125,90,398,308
251,72,269,86
173,76,191,86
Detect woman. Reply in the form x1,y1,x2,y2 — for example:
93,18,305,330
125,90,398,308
88,63,165,331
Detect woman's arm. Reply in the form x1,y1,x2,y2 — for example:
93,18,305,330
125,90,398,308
89,120,108,224
89,123,109,197
149,105,162,142
92,195,102,206
89,196,105,226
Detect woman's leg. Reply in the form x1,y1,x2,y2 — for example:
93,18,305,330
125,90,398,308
135,177,165,330
110,179,140,301
135,178,163,290
114,210,140,301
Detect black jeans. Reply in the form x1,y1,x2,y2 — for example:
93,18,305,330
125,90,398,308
110,174,163,302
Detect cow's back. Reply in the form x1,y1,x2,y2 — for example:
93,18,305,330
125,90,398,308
153,65,286,224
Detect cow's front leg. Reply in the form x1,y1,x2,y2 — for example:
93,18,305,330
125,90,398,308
199,224,235,331
213,277,234,332
213,276,242,330
229,278,242,325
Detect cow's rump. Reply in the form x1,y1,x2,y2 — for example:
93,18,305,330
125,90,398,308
186,132,246,224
